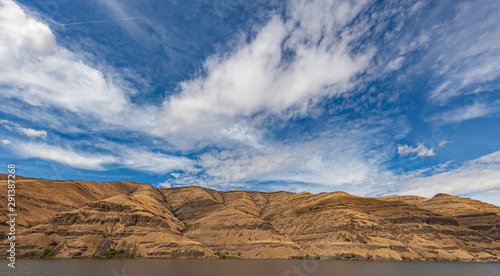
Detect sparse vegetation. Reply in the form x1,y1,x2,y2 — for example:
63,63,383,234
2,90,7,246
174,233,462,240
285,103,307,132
40,249,50,258
401,256,408,261
181,223,191,234
345,238,351,242
49,241,58,246
101,248,124,259
40,248,55,258
485,251,496,256
455,257,461,262
218,253,241,259
363,241,367,244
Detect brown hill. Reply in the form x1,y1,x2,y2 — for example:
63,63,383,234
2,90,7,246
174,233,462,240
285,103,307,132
0,175,499,261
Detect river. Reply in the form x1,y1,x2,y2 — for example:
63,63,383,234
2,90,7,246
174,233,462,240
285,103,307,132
1,259,499,275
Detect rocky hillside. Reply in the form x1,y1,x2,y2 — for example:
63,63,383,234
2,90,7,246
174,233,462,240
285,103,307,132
0,175,499,261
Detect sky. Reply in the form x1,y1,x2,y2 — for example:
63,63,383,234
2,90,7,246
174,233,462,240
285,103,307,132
1,0,500,205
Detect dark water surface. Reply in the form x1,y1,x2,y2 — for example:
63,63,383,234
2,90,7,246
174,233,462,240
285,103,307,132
0,259,499,276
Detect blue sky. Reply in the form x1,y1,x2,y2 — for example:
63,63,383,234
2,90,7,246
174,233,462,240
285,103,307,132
1,0,500,205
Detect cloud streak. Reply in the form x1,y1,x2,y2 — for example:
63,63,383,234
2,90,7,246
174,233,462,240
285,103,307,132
13,142,117,171
1,0,500,206
424,1,500,103
0,120,47,139
158,0,373,133
430,102,498,126
393,151,500,205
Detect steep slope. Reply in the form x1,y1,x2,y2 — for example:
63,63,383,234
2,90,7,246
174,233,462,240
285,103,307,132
160,187,309,259
381,194,500,239
0,176,499,261
0,176,144,235
8,184,213,259
261,191,499,261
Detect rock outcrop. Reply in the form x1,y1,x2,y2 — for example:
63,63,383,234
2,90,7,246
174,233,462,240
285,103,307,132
0,175,499,261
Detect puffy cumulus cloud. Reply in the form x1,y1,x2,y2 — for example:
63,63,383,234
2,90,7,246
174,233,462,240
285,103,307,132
158,0,373,133
386,56,404,71
0,0,56,57
157,181,172,188
0,0,156,129
0,0,377,149
397,143,435,158
397,140,449,158
392,151,500,205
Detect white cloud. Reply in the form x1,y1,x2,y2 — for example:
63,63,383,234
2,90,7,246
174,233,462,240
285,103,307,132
386,56,404,71
216,122,267,150
5,0,498,207
437,140,450,148
13,142,117,170
0,119,47,139
1,139,11,145
393,150,500,204
476,151,500,164
16,126,47,139
117,148,193,174
0,0,156,130
397,143,435,158
426,1,500,102
157,0,373,133
198,149,296,184
178,119,399,193
157,181,172,188
430,102,496,125
10,139,192,174
170,173,180,179
0,0,375,150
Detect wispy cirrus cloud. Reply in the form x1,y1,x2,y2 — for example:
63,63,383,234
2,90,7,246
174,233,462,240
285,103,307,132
2,0,500,207
429,102,498,126
424,1,500,102
0,120,47,139
392,151,500,205
157,0,373,134
13,142,117,170
0,0,157,131
7,139,193,173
